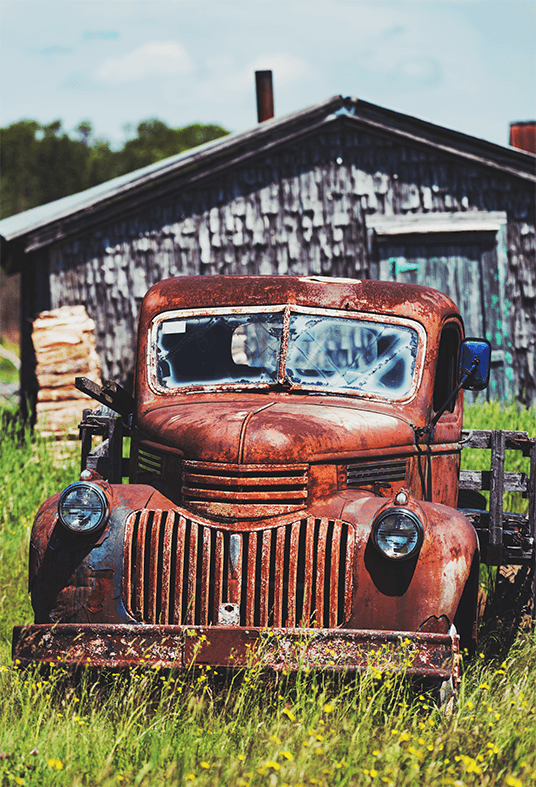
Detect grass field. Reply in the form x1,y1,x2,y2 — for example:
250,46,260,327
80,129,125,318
0,337,20,387
0,401,535,787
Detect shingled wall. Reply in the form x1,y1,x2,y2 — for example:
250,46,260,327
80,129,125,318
35,124,535,403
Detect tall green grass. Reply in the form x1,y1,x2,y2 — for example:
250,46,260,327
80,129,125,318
0,406,78,663
1,639,535,786
0,402,534,786
0,336,20,386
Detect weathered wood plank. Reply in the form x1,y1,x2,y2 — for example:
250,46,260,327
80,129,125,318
488,430,506,564
461,430,534,453
459,470,528,493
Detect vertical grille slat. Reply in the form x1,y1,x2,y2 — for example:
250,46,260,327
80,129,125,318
185,522,198,625
344,527,355,622
200,527,211,625
260,530,272,627
124,513,354,629
147,511,163,623
301,520,315,626
245,532,258,627
329,524,342,628
273,527,286,627
213,531,224,616
160,513,173,624
286,521,301,627
229,533,243,606
172,515,187,624
123,510,136,617
315,519,328,628
134,510,150,620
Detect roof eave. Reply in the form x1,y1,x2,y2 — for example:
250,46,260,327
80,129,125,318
0,96,346,247
1,94,534,258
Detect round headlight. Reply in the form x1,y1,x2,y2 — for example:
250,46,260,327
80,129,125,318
58,482,109,534
372,508,423,561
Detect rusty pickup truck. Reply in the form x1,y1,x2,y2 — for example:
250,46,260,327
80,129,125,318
12,276,536,681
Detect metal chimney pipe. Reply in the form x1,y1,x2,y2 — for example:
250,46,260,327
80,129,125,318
255,70,274,123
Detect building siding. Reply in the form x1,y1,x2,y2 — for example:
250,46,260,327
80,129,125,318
36,124,534,402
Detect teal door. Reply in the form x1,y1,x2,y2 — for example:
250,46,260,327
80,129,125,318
370,230,512,401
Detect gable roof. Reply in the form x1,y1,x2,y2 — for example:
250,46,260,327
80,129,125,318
1,95,534,260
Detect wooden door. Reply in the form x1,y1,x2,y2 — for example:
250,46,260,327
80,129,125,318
370,229,511,401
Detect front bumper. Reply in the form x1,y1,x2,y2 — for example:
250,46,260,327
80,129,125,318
13,624,460,679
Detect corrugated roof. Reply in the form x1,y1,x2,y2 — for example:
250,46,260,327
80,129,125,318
1,95,534,250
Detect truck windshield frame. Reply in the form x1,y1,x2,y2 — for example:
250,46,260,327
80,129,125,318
148,305,426,402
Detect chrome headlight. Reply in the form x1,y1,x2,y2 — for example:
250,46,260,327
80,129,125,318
58,482,109,534
372,508,423,561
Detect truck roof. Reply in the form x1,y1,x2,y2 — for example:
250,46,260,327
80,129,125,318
140,276,461,333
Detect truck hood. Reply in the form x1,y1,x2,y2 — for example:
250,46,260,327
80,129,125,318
138,398,415,463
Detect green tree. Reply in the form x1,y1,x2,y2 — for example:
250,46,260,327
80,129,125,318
0,119,229,220
0,120,41,217
117,119,228,174
34,120,90,204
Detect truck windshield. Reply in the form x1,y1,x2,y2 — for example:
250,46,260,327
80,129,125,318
154,310,419,399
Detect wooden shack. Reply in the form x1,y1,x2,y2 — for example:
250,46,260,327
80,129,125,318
0,96,534,418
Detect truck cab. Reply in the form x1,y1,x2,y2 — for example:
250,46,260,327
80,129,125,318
13,276,499,680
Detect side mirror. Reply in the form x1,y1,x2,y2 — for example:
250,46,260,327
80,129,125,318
459,338,491,391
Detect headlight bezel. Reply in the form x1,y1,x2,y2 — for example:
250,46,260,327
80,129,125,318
371,506,424,561
57,481,110,534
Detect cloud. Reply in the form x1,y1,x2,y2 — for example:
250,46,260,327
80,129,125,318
95,41,192,84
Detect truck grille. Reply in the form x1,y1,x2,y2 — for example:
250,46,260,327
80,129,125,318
346,459,407,487
181,461,308,519
123,512,354,629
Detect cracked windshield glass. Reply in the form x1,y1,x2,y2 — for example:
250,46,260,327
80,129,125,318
286,314,418,397
155,311,418,398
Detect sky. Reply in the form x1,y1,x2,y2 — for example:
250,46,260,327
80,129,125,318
0,0,535,150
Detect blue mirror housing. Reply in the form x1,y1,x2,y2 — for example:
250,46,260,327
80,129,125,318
459,338,491,390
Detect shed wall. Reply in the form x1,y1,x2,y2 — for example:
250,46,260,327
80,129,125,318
39,124,535,402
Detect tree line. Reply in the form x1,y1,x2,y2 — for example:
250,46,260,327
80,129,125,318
0,119,229,220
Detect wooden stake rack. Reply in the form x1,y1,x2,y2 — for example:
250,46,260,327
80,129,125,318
459,429,536,567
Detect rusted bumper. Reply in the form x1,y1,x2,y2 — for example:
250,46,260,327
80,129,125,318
13,624,460,679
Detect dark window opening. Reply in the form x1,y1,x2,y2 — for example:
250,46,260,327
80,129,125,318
433,325,460,413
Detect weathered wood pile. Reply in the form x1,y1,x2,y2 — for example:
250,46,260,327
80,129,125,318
32,305,100,433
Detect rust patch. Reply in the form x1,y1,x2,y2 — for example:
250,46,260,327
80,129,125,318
12,623,460,679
